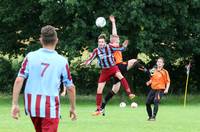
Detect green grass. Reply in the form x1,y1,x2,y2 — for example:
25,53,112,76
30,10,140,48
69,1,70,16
1,95,200,132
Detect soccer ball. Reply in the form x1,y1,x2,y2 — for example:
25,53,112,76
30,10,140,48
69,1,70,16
95,17,106,27
131,102,138,108
119,102,126,108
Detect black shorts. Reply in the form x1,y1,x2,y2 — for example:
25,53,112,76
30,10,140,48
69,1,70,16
117,63,128,74
146,89,164,104
113,63,128,84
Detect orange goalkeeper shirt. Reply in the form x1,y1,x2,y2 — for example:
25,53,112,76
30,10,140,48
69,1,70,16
150,69,170,90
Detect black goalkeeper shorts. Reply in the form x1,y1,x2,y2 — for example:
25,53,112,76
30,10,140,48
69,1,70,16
113,62,128,84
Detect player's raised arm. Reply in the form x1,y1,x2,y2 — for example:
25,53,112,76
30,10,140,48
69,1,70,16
81,48,97,66
110,15,117,35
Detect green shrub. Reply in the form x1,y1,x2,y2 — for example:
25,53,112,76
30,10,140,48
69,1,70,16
0,57,16,93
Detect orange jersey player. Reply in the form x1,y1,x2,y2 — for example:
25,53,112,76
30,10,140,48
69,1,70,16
146,57,170,121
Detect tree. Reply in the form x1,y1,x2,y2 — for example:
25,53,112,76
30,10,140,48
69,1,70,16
0,0,42,57
0,0,200,93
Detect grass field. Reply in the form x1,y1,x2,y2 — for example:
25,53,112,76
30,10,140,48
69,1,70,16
1,95,200,132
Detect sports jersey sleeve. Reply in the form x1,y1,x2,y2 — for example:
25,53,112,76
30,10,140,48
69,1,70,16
84,49,97,65
62,61,73,88
165,70,170,84
18,56,29,79
109,45,125,52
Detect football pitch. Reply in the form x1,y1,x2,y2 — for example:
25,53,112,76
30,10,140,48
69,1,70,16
1,95,200,132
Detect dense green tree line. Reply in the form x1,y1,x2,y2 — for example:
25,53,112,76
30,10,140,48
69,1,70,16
0,0,200,94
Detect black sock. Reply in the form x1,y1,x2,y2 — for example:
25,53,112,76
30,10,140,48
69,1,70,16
153,102,159,117
101,90,115,109
134,60,146,71
146,103,152,118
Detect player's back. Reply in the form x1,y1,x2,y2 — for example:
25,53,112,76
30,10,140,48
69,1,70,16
24,48,67,96
19,48,71,118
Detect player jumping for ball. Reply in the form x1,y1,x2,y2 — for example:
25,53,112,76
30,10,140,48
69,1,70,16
100,15,148,113
81,34,135,116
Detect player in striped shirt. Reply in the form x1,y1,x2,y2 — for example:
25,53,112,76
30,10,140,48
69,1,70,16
11,25,76,132
100,16,148,112
81,34,135,116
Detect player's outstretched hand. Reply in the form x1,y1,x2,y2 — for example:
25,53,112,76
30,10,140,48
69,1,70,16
11,104,20,120
69,109,77,121
109,15,115,23
146,81,151,86
122,40,129,48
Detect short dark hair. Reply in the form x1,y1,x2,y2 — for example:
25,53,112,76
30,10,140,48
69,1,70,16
98,34,106,40
41,25,57,45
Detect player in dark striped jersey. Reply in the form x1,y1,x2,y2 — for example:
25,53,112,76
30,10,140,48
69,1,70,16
81,34,135,116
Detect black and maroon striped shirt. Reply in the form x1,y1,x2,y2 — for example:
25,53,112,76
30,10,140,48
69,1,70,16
85,45,125,68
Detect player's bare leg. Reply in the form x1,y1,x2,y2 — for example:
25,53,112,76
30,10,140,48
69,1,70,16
127,59,138,70
127,59,147,72
115,72,135,99
92,82,106,116
112,82,121,93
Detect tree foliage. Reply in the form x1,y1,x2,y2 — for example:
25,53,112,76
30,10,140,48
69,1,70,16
0,0,200,94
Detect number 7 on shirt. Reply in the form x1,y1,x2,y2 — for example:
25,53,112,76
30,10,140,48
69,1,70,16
41,63,49,77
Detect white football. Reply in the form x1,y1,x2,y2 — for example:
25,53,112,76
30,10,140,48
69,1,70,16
95,17,106,27
119,102,126,108
131,102,138,108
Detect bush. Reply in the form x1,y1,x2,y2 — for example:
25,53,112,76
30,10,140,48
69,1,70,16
72,66,99,95
0,57,16,93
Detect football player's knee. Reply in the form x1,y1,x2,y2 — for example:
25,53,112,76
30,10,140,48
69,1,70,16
146,100,151,105
132,59,138,63
130,59,137,65
115,72,123,79
154,99,160,104
97,87,104,93
112,86,120,93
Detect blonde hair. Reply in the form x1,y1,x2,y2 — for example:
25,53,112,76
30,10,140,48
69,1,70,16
110,34,120,43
